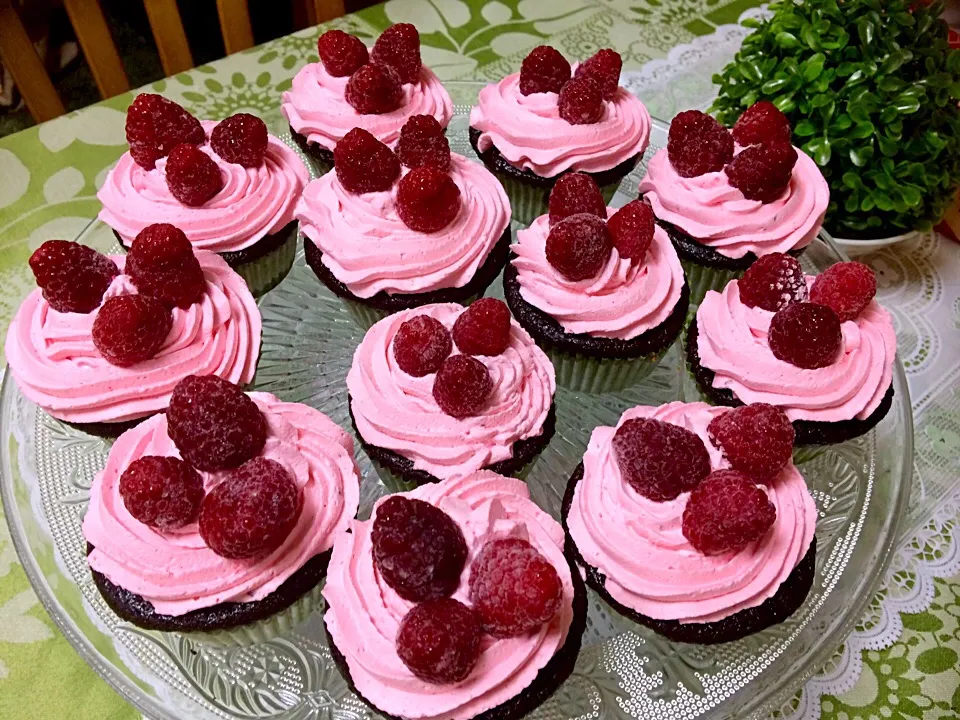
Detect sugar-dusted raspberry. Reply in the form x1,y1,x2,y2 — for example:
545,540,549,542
558,76,603,125
167,375,267,472
29,240,119,314
199,458,302,559
768,302,842,369
393,315,452,377
708,404,795,482
548,173,607,227
317,29,368,77
452,298,512,357
738,252,807,312
724,141,797,203
119,456,204,529
574,48,622,101
396,166,461,233
608,199,655,262
334,128,401,194
519,45,571,95
612,418,711,501
682,470,776,555
125,93,205,170
546,213,612,281
210,113,268,168
164,143,224,207
468,538,563,638
371,23,421,85
396,115,450,171
667,110,734,178
732,100,792,146
127,224,205,309
345,63,403,115
92,295,172,367
372,496,467,602
433,355,492,418
809,261,877,322
396,599,480,684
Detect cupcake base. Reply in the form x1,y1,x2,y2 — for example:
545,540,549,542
290,126,334,173
61,416,149,439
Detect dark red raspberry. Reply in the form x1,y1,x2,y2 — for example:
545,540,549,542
612,418,711,501
396,166,461,233
165,143,224,207
809,262,877,322
682,469,777,555
334,128,401,194
558,76,604,125
199,458,302,559
452,298,512,356
125,93,205,170
345,63,403,115
210,113,268,168
724,141,797,203
468,538,563,638
732,101,792,146
667,110,734,178
372,496,467,602
396,599,480,684
393,315,452,377
545,214,612,282
29,240,119,314
370,23,421,85
432,355,492,418
317,29,369,77
574,49,622,101
738,252,808,312
708,404,795,482
92,295,172,367
119,456,204,529
519,46,571,95
768,302,842,369
167,375,267,472
608,200,655,262
127,224,205,309
396,115,450,171
548,172,607,227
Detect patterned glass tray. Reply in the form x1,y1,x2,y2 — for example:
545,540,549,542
0,94,913,720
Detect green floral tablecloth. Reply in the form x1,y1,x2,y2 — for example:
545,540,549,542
0,1,958,718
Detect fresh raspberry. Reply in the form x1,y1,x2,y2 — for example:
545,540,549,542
317,29,368,77
370,23,421,85
119,456,204,529
708,404,795,482
92,295,172,367
468,538,563,638
608,200,655,261
396,166,461,233
345,63,403,115
809,262,877,322
732,101,792,146
209,113,268,168
612,418,711,501
396,115,450,171
667,110,734,178
393,315,452,377
432,355,492,418
452,298,512,356
372,496,467,602
545,214,612,282
558,76,604,125
548,173,606,227
682,470,777,555
164,143,224,207
574,49,622,101
738,252,808,312
28,241,119,314
334,128,401,194
724,141,797,203
396,599,480,684
127,224,205,309
519,46,571,95
768,302,842,369
167,375,267,472
125,93,205,170
199,458,302,559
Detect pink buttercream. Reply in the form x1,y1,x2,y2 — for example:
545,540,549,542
347,304,555,479
323,472,574,720
512,211,684,339
4,253,261,424
83,392,360,616
297,154,510,297
469,72,650,178
281,62,453,151
566,402,816,623
98,121,309,253
695,277,896,422
637,146,829,259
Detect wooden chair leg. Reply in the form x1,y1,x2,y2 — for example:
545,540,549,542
215,0,254,55
0,0,65,121
62,0,129,98
314,0,345,23
142,0,194,75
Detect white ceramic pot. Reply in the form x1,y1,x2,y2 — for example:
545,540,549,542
827,229,921,256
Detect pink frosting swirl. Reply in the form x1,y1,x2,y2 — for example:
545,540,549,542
566,402,816,623
324,472,574,720
281,62,453,151
4,253,261,424
512,211,684,339
469,73,650,177
297,154,510,297
98,121,309,253
637,146,829,259
695,277,896,422
347,304,555,480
